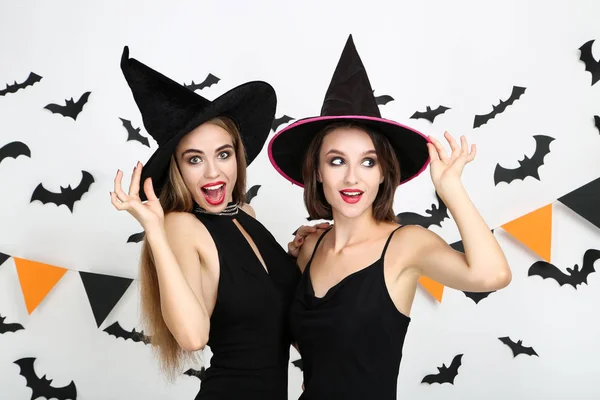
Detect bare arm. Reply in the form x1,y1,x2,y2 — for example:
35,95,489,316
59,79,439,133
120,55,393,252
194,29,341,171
408,182,511,292
145,212,210,351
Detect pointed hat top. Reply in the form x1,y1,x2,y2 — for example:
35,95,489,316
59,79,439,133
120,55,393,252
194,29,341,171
319,35,381,118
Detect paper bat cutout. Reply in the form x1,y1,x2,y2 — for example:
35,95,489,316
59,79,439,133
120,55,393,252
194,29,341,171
291,358,303,372
184,73,220,92
272,115,294,132
594,115,600,134
103,321,151,345
410,105,450,123
0,72,42,97
30,170,95,212
421,354,463,385
528,248,599,289
44,91,91,120
498,336,538,358
119,118,150,147
0,314,24,334
245,184,261,204
493,135,554,186
127,231,145,243
183,367,207,381
14,357,77,400
473,86,526,128
396,192,449,228
0,141,31,165
373,91,394,106
579,40,600,86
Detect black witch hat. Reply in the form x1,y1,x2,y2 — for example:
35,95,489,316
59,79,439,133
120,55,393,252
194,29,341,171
120,46,276,201
268,35,430,187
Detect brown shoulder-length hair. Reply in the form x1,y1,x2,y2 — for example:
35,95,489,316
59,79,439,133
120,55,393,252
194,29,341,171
302,121,401,222
138,116,246,381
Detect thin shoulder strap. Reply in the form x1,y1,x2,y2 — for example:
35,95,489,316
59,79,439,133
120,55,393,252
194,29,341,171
380,225,405,259
306,227,333,268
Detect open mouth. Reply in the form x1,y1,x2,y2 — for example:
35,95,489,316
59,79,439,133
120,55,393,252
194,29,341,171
339,189,364,204
201,182,226,205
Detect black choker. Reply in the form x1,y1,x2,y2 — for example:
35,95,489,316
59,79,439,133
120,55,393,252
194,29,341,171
193,201,239,216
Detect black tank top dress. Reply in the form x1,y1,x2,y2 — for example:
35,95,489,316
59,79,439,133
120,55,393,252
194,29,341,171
289,226,411,399
191,204,300,400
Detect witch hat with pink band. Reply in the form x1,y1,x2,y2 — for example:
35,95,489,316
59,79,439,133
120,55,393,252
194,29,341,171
268,34,431,187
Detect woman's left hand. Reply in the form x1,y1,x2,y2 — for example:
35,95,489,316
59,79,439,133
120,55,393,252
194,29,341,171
427,131,476,194
288,222,331,257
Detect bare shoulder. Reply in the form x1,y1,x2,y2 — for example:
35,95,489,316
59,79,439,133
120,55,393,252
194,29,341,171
386,224,445,267
240,203,256,218
163,211,210,252
297,229,328,273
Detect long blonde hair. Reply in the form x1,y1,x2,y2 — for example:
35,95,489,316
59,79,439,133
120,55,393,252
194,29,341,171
138,116,247,380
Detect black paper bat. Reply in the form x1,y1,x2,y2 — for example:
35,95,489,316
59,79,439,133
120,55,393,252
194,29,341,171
528,248,600,289
594,115,599,134
30,170,95,212
0,72,42,97
272,115,294,132
421,354,463,385
14,357,77,400
0,252,9,267
493,135,554,186
119,118,150,147
410,105,450,123
291,358,304,372
473,86,526,128
44,91,91,120
373,91,394,106
245,184,261,204
396,192,449,228
183,367,207,381
0,314,24,334
462,290,495,304
499,336,538,357
103,321,151,345
0,141,31,165
184,73,220,92
579,39,600,86
127,231,145,243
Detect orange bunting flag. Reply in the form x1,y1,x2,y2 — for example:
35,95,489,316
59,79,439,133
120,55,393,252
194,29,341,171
501,203,552,262
14,257,68,314
419,276,444,302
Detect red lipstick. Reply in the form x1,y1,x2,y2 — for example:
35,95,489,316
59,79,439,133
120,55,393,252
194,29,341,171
339,188,364,204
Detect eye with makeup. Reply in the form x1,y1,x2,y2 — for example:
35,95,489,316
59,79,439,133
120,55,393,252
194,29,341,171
217,150,232,160
327,156,376,167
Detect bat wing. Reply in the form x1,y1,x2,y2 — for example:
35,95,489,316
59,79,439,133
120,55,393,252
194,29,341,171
291,359,304,371
396,211,429,227
44,102,67,116
498,336,519,357
496,86,526,115
271,115,294,132
523,345,538,357
594,116,600,134
127,231,145,243
104,321,134,340
72,91,91,119
580,248,600,284
421,371,441,384
579,40,600,85
462,290,494,304
375,94,394,105
120,118,150,147
522,135,554,179
0,141,31,164
473,111,493,128
410,110,433,123
245,184,261,203
31,183,65,207
184,367,206,380
0,72,42,96
528,260,571,286
67,171,95,211
201,73,220,89
446,354,463,383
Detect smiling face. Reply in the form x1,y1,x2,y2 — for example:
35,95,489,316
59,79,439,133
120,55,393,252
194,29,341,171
175,121,240,212
317,127,384,220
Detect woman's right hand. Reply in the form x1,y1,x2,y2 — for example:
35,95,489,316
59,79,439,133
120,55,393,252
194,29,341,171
110,161,165,231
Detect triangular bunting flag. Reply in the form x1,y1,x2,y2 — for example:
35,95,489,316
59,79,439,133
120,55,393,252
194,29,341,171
558,176,600,230
14,258,68,314
419,276,444,302
0,252,9,268
79,271,133,327
501,204,552,262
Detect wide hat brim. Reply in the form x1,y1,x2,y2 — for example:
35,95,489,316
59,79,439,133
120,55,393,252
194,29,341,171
139,81,275,201
121,47,276,202
268,114,431,187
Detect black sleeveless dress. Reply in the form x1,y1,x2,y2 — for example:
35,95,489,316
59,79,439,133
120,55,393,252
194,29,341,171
191,204,300,400
289,226,411,399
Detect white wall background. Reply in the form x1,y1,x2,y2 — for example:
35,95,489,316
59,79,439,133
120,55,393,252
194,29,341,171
1,0,600,399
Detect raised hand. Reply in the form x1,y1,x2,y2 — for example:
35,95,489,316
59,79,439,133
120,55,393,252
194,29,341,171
427,131,476,194
110,161,165,231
